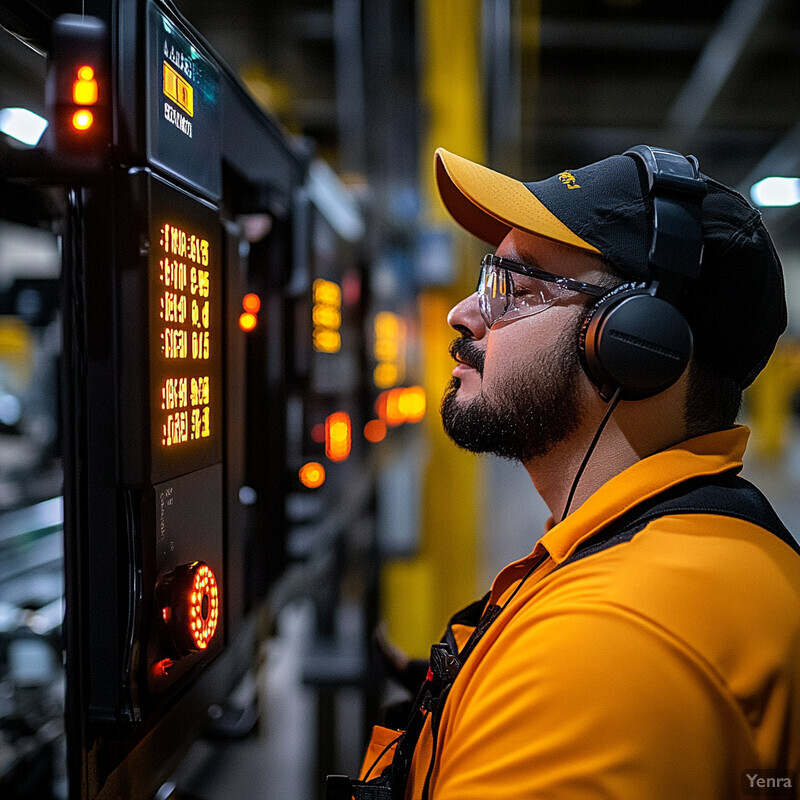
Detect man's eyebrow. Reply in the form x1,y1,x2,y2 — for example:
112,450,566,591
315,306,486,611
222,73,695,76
507,242,616,286
502,243,545,271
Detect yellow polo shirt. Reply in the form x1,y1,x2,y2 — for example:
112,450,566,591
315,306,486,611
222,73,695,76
411,427,800,799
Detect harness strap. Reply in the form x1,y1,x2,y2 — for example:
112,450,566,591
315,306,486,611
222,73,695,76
558,471,800,570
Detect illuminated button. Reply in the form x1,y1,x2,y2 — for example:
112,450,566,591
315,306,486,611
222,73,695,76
158,561,220,655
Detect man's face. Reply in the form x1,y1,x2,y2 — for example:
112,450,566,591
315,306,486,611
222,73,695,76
441,230,609,463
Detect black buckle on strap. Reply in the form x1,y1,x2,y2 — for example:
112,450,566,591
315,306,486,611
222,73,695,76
429,643,461,683
326,774,392,800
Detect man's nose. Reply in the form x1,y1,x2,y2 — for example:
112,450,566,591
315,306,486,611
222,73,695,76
447,292,488,339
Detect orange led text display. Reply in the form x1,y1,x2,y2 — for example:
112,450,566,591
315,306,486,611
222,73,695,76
157,220,213,448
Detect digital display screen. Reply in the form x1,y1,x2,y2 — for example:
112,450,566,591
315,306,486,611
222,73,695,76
150,177,222,482
147,2,221,199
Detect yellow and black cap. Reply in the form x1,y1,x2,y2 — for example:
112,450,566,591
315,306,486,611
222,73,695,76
435,147,787,389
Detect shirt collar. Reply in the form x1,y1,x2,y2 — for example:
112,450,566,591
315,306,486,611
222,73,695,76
541,425,749,564
488,426,750,602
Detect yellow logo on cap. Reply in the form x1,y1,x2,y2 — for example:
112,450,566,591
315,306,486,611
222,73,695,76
558,171,581,190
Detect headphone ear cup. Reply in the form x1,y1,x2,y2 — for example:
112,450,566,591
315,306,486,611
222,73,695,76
579,286,693,400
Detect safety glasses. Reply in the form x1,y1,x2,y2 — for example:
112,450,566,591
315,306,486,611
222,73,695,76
477,254,608,329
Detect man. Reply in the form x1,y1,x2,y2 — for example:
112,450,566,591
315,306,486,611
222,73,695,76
348,146,800,800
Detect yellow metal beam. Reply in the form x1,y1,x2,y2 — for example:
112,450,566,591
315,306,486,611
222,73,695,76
747,342,800,461
382,0,485,657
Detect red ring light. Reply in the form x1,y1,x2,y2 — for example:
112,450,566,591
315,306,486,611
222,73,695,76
188,562,219,650
158,560,220,654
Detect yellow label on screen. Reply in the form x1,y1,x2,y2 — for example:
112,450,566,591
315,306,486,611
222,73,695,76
163,61,194,116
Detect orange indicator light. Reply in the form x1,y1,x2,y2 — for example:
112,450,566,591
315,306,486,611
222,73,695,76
73,65,98,104
312,278,342,353
378,388,403,426
376,386,427,427
239,311,257,331
325,411,351,462
72,109,94,131
373,312,406,389
243,293,261,314
399,385,426,423
299,461,326,489
364,419,386,443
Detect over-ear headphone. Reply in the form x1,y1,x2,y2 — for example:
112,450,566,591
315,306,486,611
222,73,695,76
578,145,707,401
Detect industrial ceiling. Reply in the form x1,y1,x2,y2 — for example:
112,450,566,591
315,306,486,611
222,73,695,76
180,0,800,248
1,0,798,244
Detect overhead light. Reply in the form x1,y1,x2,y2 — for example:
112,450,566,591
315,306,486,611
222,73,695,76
750,176,800,208
0,108,49,146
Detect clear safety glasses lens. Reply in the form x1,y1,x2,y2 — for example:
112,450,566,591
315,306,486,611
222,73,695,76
477,259,571,329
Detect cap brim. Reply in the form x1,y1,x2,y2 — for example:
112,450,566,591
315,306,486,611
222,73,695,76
434,148,600,254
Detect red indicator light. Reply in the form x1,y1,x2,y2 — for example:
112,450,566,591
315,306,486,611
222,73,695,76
325,411,351,462
71,108,94,131
364,419,386,443
342,271,361,306
239,311,257,331
299,461,326,489
242,293,261,314
311,423,325,444
153,658,174,677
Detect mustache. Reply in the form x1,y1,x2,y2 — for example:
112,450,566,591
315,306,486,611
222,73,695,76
449,337,485,376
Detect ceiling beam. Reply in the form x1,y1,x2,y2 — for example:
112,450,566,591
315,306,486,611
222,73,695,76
662,0,774,148
535,19,710,53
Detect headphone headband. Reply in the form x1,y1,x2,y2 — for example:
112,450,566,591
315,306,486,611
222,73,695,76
624,145,707,298
580,145,704,401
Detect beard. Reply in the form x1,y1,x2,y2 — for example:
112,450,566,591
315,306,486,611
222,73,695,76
440,317,587,462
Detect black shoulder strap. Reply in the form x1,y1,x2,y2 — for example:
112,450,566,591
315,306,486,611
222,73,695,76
560,471,800,570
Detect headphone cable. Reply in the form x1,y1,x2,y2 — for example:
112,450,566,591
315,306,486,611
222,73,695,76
561,387,623,521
